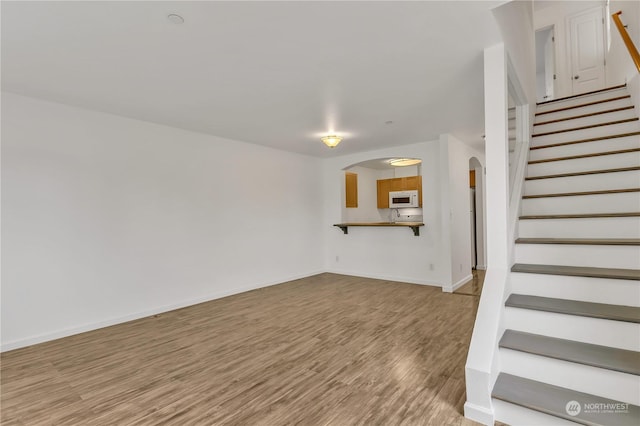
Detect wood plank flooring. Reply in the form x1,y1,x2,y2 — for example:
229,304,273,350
454,270,485,297
1,273,484,425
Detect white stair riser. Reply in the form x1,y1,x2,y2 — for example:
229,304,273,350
499,349,640,405
529,135,640,161
504,307,640,351
494,89,640,426
510,273,640,307
535,97,633,122
521,192,640,215
533,109,637,134
524,170,640,195
493,399,578,426
514,244,640,269
527,152,640,176
536,89,629,113
518,217,640,238
532,121,640,145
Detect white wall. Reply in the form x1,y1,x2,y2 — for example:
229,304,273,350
324,137,483,290
1,92,325,351
606,0,640,87
493,0,537,106
535,0,638,97
342,166,385,223
607,0,640,101
2,93,484,349
324,141,446,287
534,1,608,99
444,135,484,291
393,164,420,178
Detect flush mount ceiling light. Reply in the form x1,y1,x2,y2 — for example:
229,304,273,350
167,14,185,24
388,158,422,167
321,135,342,148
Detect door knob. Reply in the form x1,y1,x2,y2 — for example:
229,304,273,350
574,75,579,80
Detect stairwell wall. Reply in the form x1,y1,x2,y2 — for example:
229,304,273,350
606,0,640,91
534,1,604,100
493,0,537,107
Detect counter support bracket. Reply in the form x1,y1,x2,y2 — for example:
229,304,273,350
333,223,423,236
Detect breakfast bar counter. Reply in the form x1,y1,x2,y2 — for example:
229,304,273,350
333,222,424,236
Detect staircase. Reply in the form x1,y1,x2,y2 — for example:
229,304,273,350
492,85,640,425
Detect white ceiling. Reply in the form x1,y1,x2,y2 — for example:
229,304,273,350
350,158,422,170
1,1,502,158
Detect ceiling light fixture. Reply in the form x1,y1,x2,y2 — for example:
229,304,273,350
388,158,422,167
321,135,342,148
167,14,185,24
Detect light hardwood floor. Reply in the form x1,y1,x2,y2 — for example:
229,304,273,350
1,273,485,425
454,270,486,297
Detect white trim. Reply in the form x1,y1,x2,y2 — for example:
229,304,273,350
324,268,442,288
464,401,495,426
443,273,473,293
476,265,487,270
1,270,325,352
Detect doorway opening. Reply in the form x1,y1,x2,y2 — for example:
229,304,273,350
469,157,483,271
535,25,556,102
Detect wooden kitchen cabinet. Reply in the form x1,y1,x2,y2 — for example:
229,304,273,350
390,178,405,191
376,179,391,208
345,172,358,208
404,176,420,189
376,176,422,208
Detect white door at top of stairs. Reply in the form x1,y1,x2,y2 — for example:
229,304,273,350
568,6,606,96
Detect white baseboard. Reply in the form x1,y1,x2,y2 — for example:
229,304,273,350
324,268,442,288
1,270,325,352
442,273,473,293
476,265,487,270
2,269,446,352
464,401,494,426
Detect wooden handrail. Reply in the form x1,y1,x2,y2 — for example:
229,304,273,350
612,11,640,73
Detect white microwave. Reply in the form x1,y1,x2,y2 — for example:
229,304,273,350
389,190,419,208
